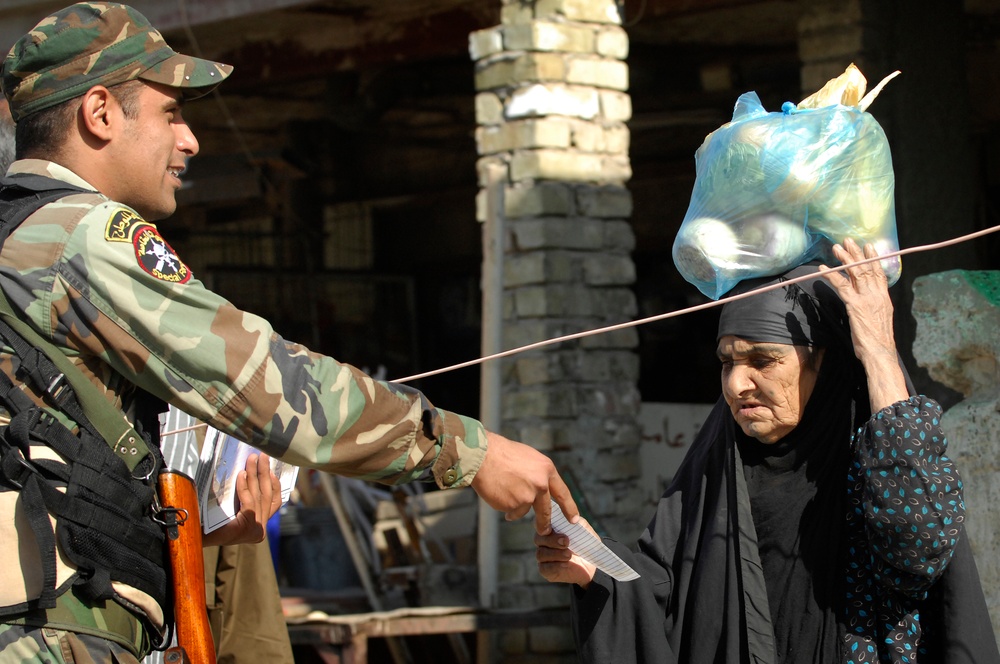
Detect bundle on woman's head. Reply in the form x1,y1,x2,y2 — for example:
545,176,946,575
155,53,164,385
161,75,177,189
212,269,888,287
717,262,851,349
672,64,902,300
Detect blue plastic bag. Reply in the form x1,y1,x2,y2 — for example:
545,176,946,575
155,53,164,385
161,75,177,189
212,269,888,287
672,70,901,300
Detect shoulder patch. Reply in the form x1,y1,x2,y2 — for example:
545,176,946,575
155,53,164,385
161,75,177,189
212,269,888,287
104,208,146,243
104,208,191,283
134,226,191,284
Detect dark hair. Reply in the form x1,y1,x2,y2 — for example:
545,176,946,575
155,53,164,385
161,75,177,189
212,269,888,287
0,114,14,173
109,79,143,119
14,79,144,160
14,96,75,160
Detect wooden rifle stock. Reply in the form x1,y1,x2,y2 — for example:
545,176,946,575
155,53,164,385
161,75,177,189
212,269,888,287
158,469,217,664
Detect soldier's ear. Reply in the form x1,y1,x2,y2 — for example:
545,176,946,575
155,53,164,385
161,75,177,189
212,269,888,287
79,86,115,142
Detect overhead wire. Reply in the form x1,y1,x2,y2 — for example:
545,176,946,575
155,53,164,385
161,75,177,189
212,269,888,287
160,225,1000,437
391,225,1000,383
176,0,260,174
176,0,333,353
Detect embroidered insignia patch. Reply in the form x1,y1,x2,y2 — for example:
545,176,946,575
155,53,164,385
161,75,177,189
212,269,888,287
104,208,145,243
134,226,191,284
103,209,191,282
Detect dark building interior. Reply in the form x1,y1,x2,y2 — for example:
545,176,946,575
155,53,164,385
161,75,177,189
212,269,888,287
33,0,994,413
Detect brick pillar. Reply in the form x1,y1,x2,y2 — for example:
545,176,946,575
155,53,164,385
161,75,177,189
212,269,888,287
470,1,642,660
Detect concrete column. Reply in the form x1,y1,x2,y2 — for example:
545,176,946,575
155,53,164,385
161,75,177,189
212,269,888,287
912,270,1000,644
470,1,642,660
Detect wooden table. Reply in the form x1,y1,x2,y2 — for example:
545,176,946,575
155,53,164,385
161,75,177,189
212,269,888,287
285,604,571,664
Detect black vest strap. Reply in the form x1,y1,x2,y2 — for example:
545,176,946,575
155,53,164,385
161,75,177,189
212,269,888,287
0,174,168,640
0,174,90,246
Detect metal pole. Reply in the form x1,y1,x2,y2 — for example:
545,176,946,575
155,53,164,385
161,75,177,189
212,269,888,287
476,164,505,664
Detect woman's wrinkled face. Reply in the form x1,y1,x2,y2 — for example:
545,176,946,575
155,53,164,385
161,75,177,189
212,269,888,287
717,336,823,444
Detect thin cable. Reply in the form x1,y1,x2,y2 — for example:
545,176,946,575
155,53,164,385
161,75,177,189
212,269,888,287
160,224,1000,435
161,421,208,437
393,225,1000,383
160,8,1000,396
176,0,259,171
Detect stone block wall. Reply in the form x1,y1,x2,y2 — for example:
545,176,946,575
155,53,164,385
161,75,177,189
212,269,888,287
470,1,642,660
912,270,1000,643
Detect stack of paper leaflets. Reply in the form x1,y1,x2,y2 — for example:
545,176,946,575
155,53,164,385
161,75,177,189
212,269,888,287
160,406,299,534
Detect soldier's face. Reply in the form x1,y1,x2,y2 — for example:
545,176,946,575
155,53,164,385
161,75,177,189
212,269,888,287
112,82,199,221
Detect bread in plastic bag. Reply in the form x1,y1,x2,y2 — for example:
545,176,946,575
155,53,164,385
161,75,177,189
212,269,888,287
672,64,902,300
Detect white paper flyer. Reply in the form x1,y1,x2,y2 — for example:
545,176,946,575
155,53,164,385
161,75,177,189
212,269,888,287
198,426,299,534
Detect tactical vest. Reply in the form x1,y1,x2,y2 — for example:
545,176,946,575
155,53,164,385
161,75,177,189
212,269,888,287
0,173,170,652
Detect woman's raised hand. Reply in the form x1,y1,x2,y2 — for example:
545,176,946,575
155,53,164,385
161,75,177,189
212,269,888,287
820,238,909,410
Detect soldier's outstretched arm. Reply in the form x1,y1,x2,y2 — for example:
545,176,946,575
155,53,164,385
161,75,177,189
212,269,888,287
471,432,579,535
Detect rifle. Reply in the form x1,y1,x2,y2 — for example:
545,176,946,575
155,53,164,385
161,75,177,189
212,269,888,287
158,469,217,664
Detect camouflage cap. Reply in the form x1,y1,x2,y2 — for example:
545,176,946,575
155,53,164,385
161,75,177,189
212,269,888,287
1,2,233,122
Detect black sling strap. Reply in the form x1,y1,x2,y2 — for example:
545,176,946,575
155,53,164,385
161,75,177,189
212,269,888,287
0,173,90,244
0,173,154,470
0,289,155,472
0,174,167,630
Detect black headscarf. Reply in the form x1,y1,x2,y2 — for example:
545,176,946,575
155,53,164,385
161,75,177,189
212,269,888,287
717,261,850,348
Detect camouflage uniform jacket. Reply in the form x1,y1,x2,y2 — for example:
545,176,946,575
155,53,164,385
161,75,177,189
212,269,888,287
0,159,487,654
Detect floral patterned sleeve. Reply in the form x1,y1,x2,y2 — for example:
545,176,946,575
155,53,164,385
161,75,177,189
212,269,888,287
848,396,964,599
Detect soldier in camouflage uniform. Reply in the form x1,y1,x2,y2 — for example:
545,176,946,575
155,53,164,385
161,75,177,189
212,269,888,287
0,3,579,662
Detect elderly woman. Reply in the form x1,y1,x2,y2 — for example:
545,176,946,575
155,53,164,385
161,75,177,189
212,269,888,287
536,239,999,664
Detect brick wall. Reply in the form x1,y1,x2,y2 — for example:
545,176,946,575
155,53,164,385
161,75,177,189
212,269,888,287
470,1,642,660
913,271,1000,645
